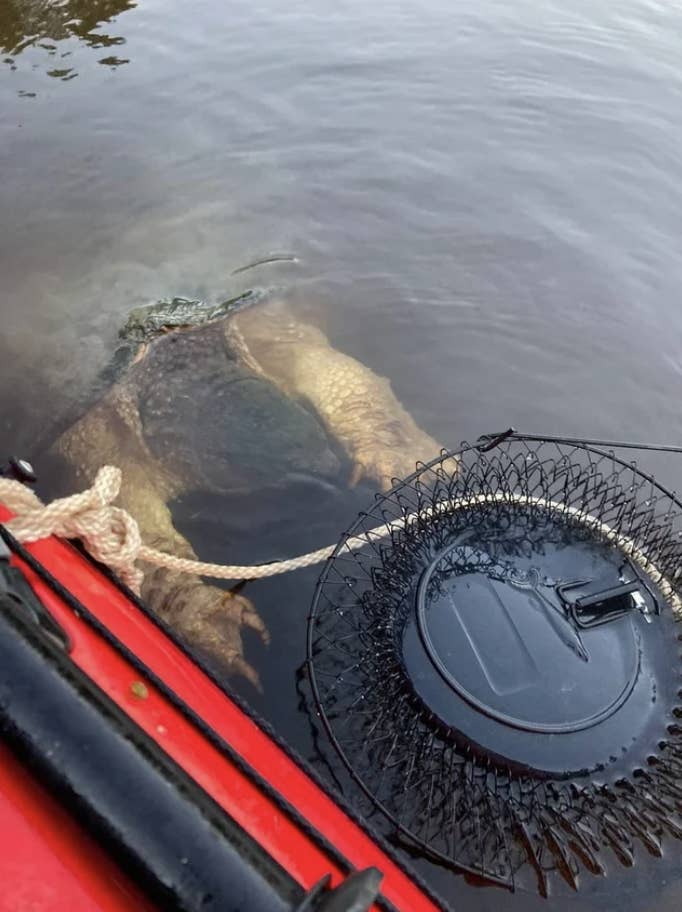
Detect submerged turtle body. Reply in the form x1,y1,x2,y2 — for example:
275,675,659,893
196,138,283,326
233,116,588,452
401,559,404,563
54,290,446,685
117,293,341,494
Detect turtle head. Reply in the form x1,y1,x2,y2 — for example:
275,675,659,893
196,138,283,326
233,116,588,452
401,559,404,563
120,291,261,344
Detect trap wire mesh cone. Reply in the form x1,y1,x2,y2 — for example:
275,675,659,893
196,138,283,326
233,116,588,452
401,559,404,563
307,435,682,894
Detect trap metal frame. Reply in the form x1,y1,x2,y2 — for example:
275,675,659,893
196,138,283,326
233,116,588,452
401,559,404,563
307,432,682,894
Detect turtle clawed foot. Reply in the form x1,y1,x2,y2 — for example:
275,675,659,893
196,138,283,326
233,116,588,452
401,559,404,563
161,582,269,691
349,458,400,493
349,434,458,493
217,590,270,691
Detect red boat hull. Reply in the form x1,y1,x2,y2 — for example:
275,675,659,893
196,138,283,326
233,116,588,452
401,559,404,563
0,503,444,912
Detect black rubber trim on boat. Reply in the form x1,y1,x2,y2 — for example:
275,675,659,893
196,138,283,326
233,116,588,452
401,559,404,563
0,585,302,912
0,525,451,912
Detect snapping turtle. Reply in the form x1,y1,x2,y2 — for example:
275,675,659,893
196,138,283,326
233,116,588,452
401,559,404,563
54,292,444,685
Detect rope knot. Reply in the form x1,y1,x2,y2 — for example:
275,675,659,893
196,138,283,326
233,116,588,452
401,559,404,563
1,466,143,593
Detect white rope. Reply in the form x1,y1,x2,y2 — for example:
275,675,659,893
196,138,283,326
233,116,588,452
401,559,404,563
0,468,679,617
0,467,143,592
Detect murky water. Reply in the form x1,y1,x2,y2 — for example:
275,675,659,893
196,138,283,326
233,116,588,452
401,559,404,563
3,1,682,909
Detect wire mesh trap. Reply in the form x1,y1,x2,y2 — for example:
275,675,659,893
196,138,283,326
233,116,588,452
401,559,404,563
307,434,682,894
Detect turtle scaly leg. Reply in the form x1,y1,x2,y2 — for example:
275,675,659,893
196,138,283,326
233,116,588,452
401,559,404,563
233,301,450,490
52,384,268,686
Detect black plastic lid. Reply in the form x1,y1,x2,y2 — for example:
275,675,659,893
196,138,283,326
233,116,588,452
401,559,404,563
402,516,674,776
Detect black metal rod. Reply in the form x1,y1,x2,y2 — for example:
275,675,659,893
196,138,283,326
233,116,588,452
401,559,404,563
507,431,682,455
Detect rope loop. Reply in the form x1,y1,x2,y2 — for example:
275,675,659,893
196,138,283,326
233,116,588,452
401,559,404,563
0,466,337,588
0,466,144,592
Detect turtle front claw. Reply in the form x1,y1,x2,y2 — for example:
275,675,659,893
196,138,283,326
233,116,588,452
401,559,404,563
144,574,269,690
349,432,456,492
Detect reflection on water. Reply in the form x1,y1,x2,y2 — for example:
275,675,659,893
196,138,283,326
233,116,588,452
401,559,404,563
1,0,135,81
